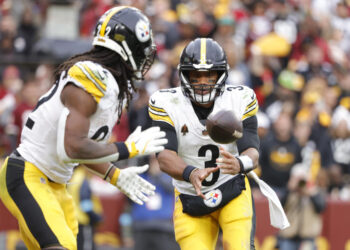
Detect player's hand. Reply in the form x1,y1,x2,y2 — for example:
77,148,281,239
216,146,241,175
116,165,156,205
125,126,168,158
190,167,219,199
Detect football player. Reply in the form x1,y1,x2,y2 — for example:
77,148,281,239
0,6,167,250
149,38,260,250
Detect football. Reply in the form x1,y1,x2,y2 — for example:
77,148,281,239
206,110,243,144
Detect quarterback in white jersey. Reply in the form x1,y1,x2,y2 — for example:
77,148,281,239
149,38,260,250
0,7,167,250
149,84,257,195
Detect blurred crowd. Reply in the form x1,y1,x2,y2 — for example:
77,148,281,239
1,0,350,248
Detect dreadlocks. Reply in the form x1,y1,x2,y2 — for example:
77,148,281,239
54,46,135,122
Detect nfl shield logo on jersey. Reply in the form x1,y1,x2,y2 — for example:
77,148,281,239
204,189,222,208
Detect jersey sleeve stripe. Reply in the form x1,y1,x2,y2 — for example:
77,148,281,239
68,65,104,103
80,64,107,91
148,111,174,126
242,105,259,120
244,102,258,115
245,99,257,111
148,103,166,113
149,108,169,117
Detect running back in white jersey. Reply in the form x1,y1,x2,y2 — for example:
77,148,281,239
17,61,121,183
149,85,258,195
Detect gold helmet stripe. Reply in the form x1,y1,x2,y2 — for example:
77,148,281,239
100,6,128,37
200,38,207,65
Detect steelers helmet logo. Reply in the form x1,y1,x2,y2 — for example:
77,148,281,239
204,189,222,208
135,20,150,42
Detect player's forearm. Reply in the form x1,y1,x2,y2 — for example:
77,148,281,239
84,162,113,179
60,83,122,160
65,137,118,159
157,149,187,180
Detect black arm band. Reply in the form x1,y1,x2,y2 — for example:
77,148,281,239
182,165,197,182
114,142,129,160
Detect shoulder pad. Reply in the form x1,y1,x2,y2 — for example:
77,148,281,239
224,85,258,120
148,89,175,127
68,61,109,103
149,88,178,105
241,86,258,120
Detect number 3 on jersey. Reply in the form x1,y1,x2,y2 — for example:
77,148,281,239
198,144,220,186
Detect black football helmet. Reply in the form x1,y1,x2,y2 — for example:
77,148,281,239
178,38,229,104
93,6,156,80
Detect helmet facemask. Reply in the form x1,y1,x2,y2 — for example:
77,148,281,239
131,41,156,81
180,69,227,104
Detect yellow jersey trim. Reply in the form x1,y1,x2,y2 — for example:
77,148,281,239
82,65,107,91
245,99,257,111
242,105,259,120
149,111,174,127
149,103,166,113
68,65,104,103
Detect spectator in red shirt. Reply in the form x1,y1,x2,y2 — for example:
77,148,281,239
12,79,42,144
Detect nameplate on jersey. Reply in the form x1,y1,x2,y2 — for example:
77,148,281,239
179,174,246,216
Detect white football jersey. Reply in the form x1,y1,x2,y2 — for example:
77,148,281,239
149,85,258,195
17,61,121,183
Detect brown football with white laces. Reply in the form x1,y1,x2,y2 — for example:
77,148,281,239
206,110,243,144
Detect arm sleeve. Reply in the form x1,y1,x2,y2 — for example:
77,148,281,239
148,92,178,152
237,115,260,153
152,120,178,152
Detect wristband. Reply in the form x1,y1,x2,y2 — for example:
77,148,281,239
103,164,115,181
110,168,121,186
182,165,197,182
114,142,130,160
236,155,254,173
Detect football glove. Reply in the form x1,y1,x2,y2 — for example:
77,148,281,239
112,164,156,205
125,126,167,158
